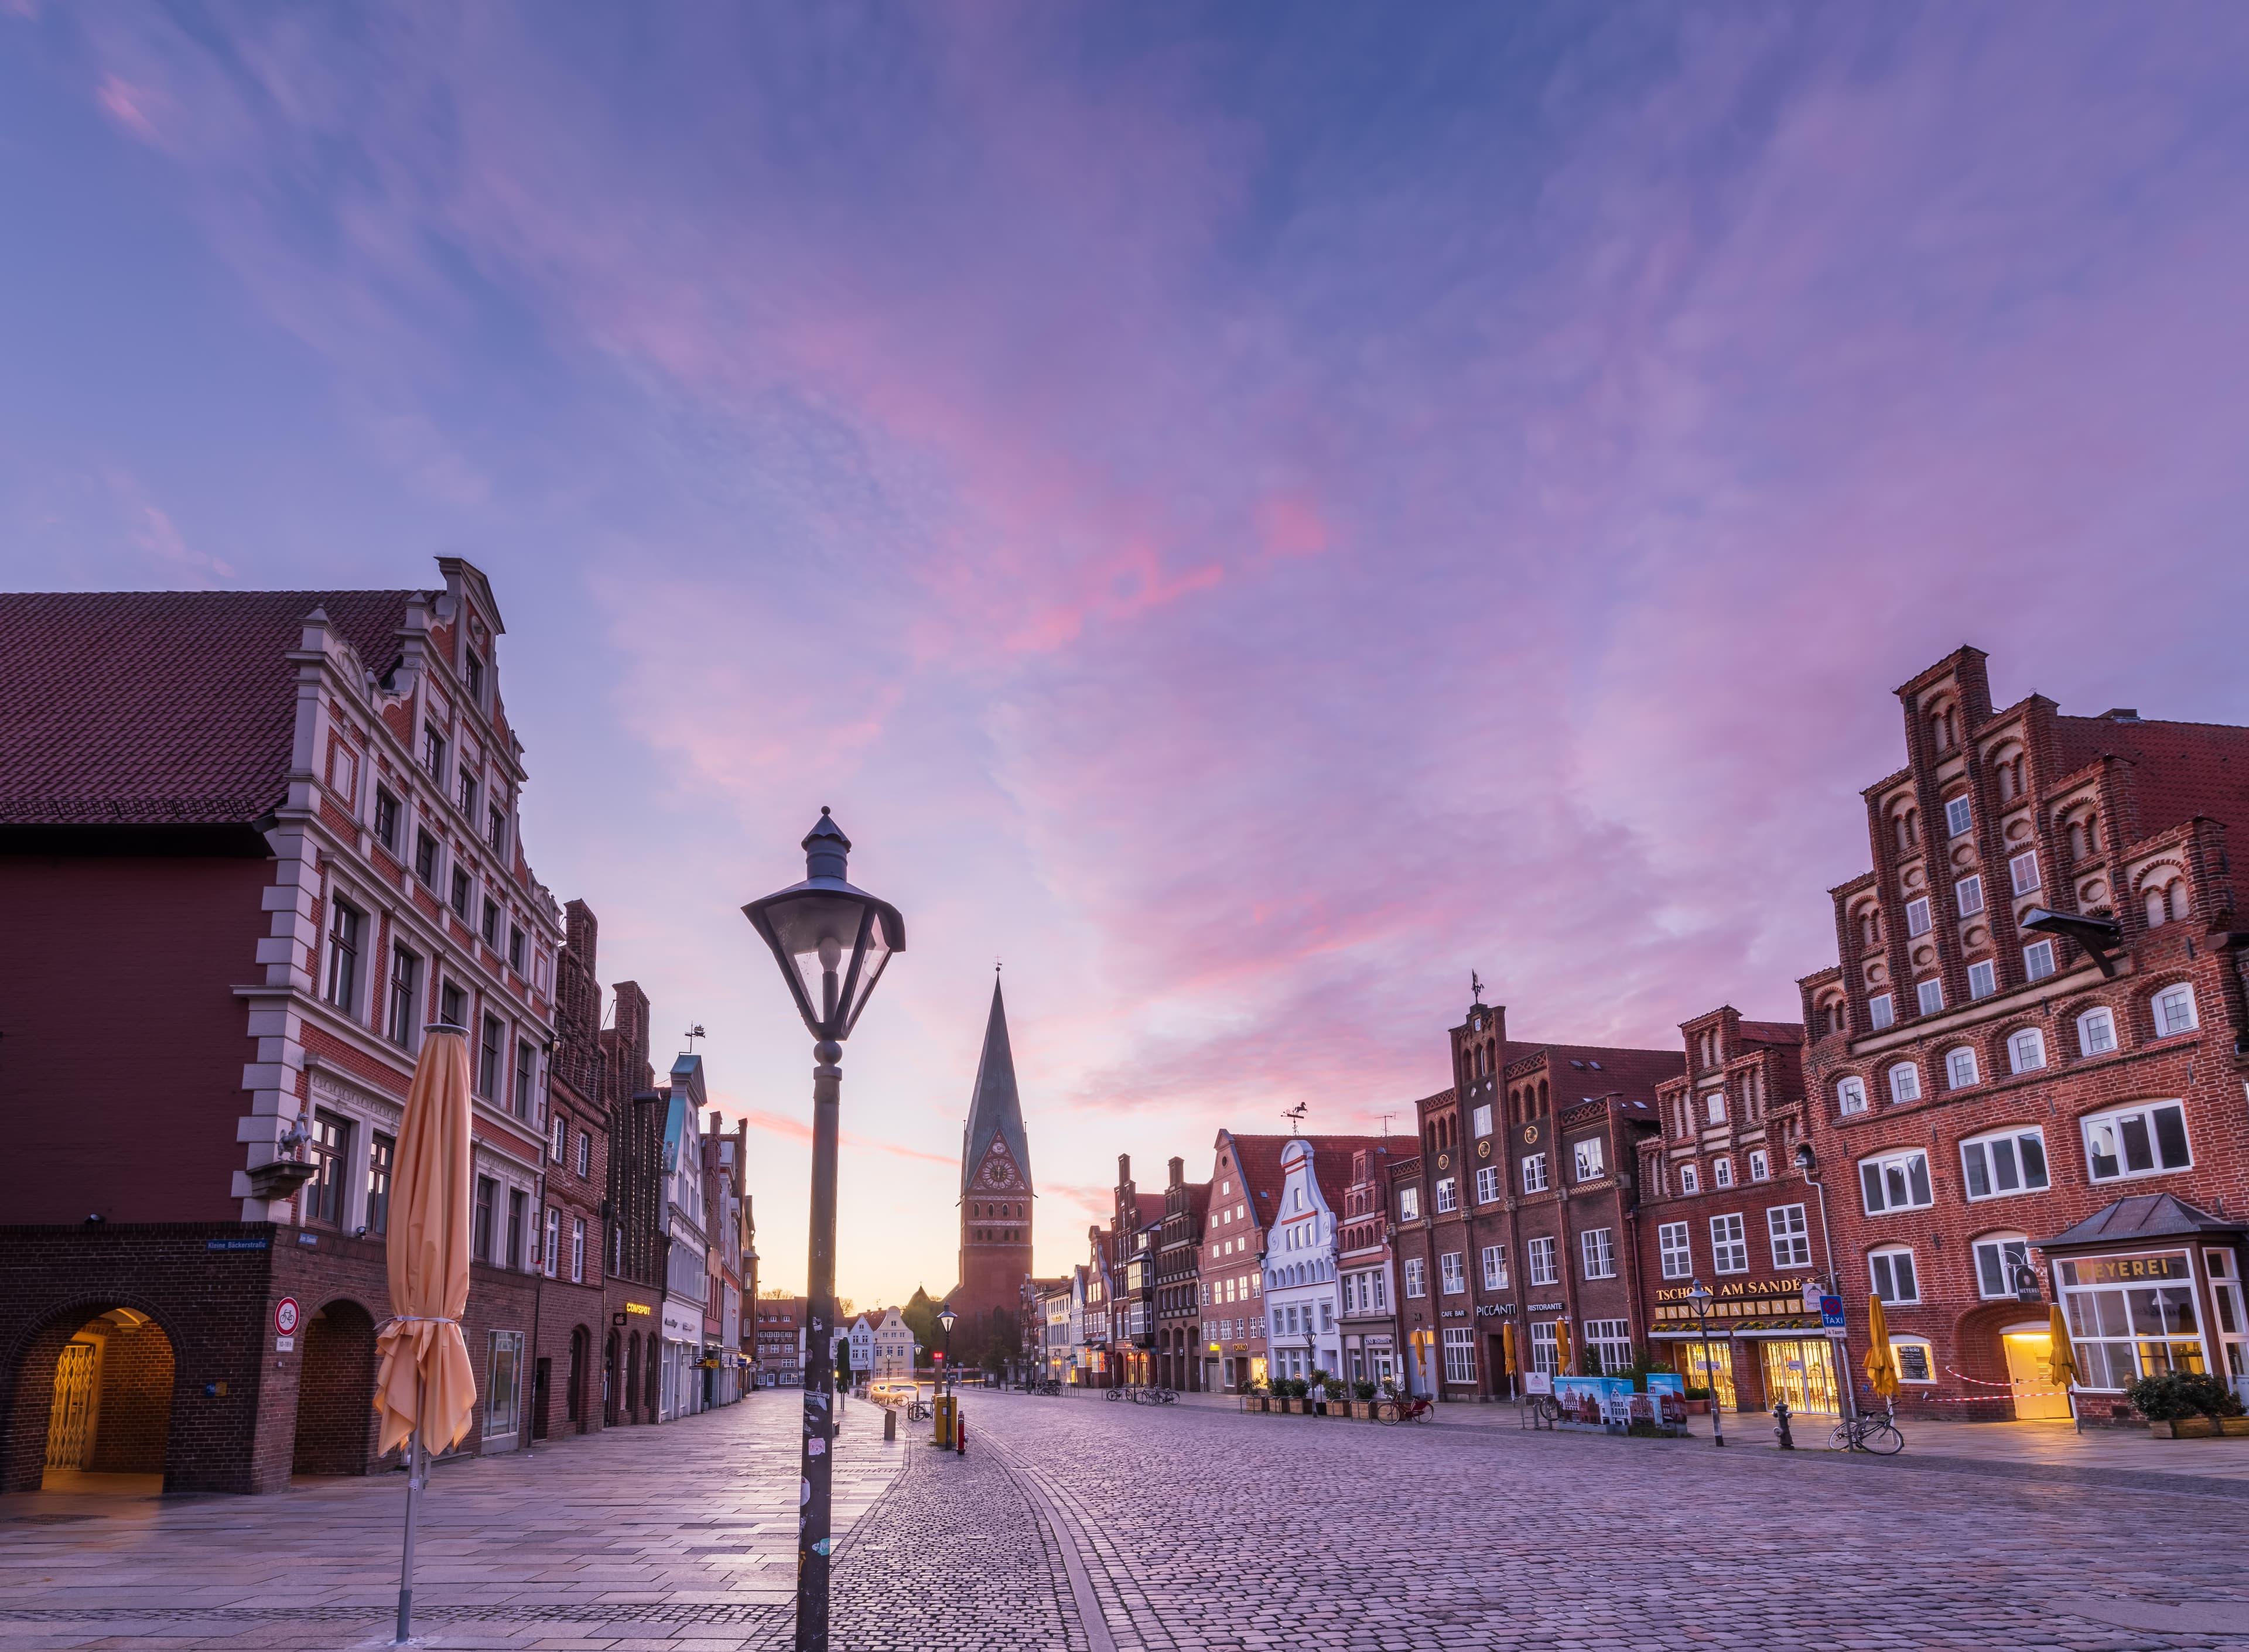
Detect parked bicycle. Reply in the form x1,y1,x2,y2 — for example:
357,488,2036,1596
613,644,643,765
1378,1396,1434,1424
1031,1378,1063,1396
1132,1386,1178,1405
1829,1407,1905,1454
905,1397,932,1422
1525,1393,1566,1425
1105,1384,1126,1401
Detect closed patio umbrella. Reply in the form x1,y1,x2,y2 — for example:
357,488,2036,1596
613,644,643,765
2045,1304,2077,1386
1500,1322,1516,1389
372,1027,477,1644
1863,1294,1899,1405
1553,1317,1573,1380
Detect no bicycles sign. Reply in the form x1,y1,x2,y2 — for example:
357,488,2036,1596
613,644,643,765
275,1297,300,1336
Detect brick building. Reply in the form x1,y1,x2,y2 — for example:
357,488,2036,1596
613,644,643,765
1636,1008,1830,1415
1394,998,1682,1402
1797,647,2249,1421
953,979,1034,1349
753,1296,806,1389
1153,1158,1209,1390
1335,1140,1406,1390
533,899,612,1445
601,981,666,1421
1198,1131,1297,1393
1,562,568,1492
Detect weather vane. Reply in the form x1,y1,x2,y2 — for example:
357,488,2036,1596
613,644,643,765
685,1023,706,1051
1471,969,1485,1005
1282,1099,1308,1135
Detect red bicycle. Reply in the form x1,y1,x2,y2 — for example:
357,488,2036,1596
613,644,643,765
1378,1396,1433,1424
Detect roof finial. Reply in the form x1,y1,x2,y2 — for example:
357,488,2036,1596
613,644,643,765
1471,969,1485,1007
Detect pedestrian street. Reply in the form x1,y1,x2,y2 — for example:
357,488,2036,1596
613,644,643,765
12,1388,2249,1650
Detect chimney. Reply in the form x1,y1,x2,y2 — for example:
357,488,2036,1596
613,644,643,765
1168,1156,1184,1185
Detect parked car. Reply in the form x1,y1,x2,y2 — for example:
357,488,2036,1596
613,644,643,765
867,1379,923,1407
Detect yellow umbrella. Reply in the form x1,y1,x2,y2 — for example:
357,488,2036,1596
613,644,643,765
2045,1304,2078,1387
1863,1294,1899,1403
1553,1317,1573,1379
373,1027,477,1643
1500,1322,1516,1375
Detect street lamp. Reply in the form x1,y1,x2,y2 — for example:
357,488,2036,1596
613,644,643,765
1793,1143,1858,1426
1685,1278,1725,1448
743,808,905,1652
938,1301,957,1399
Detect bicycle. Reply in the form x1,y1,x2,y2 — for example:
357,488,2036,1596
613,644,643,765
1105,1384,1126,1401
1378,1396,1434,1424
905,1397,932,1423
1133,1386,1177,1405
1829,1407,1905,1454
1526,1393,1566,1426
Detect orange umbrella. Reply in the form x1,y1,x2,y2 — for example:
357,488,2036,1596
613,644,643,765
374,1027,477,1643
1500,1322,1516,1376
1553,1318,1573,1379
1863,1294,1899,1403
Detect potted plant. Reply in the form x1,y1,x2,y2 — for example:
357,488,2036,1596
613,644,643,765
1287,1376,1310,1413
1351,1379,1378,1418
1681,1384,1713,1415
2128,1371,2249,1437
1320,1373,1346,1416
1243,1377,1268,1412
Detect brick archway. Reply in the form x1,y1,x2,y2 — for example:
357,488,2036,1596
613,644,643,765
2,1298,181,1494
292,1298,379,1476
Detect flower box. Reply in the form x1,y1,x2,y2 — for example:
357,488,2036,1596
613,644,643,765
1349,1401,1376,1420
1287,1398,1307,1414
1683,1398,1711,1415
2148,1417,2249,1438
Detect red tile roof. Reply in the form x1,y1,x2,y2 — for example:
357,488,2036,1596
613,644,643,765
0,589,418,826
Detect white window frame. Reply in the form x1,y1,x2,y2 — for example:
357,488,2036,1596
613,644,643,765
1398,1186,1420,1222
1573,1137,1605,1181
542,1207,560,1278
1945,1046,1980,1090
1471,1103,1493,1137
2009,850,2042,896
2077,1006,2118,1057
2082,1100,2192,1184
2024,939,2056,982
2154,984,2199,1038
1860,1148,1934,1214
1403,1257,1425,1298
1837,1076,1868,1116
1960,1125,2051,1201
1658,1222,1691,1280
1888,1062,1922,1104
1704,1092,1727,1126
1474,1165,1501,1205
1905,897,1932,938
1438,1251,1465,1295
2007,1027,2046,1074
1480,1244,1508,1291
1945,796,1973,837
1954,874,1984,918
1709,1213,1748,1275
1749,1149,1769,1182
1522,1154,1548,1194
1917,978,1944,1017
1580,1227,1616,1280
1713,1157,1734,1189
1870,1246,1920,1305
1433,1177,1458,1213
1441,1327,1478,1386
1679,1164,1700,1195
1526,1236,1558,1287
1767,1203,1811,1268
1868,993,1895,1031
1967,959,1997,1000
1971,1232,2032,1301
1891,1334,1937,1384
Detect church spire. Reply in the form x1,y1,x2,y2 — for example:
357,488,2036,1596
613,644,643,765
961,976,1031,1195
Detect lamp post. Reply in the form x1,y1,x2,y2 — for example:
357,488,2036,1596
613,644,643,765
743,808,905,1652
1686,1278,1725,1448
1793,1143,1858,1426
938,1301,956,1400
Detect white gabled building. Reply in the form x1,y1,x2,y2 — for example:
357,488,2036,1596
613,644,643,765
658,1053,710,1421
871,1307,917,1376
1260,1136,1383,1384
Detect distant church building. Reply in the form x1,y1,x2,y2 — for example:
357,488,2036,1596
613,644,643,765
953,977,1033,1336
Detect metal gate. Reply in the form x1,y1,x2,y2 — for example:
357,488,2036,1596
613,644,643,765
45,1341,98,1470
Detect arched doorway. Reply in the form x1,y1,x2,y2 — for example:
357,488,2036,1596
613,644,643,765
5,1306,175,1493
604,1331,621,1425
567,1326,590,1433
624,1332,641,1423
293,1300,378,1476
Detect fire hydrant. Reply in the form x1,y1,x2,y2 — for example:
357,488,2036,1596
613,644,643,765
1772,1400,1795,1449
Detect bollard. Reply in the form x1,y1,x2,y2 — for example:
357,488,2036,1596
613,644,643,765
1772,1400,1795,1449
956,1411,966,1457
883,1406,896,1442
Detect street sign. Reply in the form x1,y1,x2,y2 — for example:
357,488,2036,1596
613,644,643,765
1820,1294,1847,1338
274,1297,300,1336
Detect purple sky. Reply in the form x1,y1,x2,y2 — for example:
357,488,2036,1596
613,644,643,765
6,4,2248,1307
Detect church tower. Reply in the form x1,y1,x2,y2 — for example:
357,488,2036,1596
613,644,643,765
956,976,1033,1330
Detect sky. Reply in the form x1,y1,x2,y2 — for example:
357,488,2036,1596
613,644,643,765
5,3,2248,1309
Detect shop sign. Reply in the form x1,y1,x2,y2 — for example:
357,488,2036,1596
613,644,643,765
623,1301,653,1316
1474,1304,1516,1318
1655,1276,1811,1304
1529,1301,1564,1312
2060,1254,2191,1287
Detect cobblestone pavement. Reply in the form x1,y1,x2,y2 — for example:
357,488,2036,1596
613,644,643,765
979,1391,2249,1652
12,1388,2249,1650
0,1390,900,1651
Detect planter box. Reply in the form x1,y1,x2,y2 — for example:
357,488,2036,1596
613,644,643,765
2148,1416,2249,1438
1349,1401,1376,1420
1287,1398,1307,1414
1683,1398,1711,1415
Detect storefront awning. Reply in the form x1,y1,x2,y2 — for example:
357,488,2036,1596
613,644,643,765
2036,1192,2245,1250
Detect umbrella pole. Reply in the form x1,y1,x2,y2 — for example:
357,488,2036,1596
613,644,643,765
395,1377,426,1645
